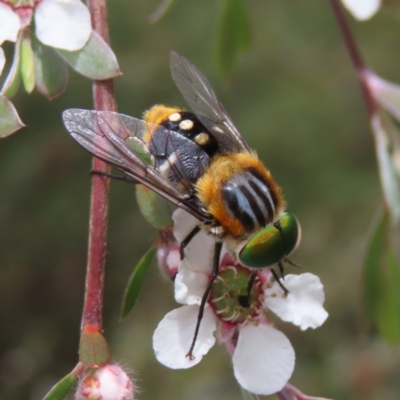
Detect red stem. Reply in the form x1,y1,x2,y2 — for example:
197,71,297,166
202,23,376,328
276,387,292,400
81,0,117,332
279,383,331,400
329,0,378,117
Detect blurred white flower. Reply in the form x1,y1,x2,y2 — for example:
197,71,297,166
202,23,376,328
341,0,381,20
264,272,328,330
35,0,91,51
0,48,5,76
156,228,180,280
75,364,134,400
153,209,328,396
0,0,91,56
0,2,21,45
0,1,21,76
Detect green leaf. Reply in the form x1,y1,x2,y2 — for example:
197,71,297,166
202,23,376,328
377,250,400,344
136,184,174,229
371,114,400,224
387,251,400,309
1,35,22,98
20,34,36,93
43,372,77,400
363,209,400,344
79,330,111,368
216,0,251,78
120,246,157,320
0,95,24,137
57,30,121,80
363,209,388,328
125,137,152,164
32,36,68,100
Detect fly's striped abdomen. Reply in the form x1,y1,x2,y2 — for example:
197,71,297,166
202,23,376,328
196,152,285,239
221,168,277,232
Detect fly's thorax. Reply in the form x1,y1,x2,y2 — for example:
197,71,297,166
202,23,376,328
143,105,181,127
196,152,285,239
143,105,219,157
142,105,219,189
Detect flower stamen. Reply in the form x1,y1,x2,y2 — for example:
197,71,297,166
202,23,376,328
209,264,264,324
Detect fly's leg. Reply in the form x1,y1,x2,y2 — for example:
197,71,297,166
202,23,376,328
91,170,139,184
271,267,289,298
285,258,302,269
274,221,302,269
179,225,201,260
238,271,257,308
278,261,285,279
186,241,223,360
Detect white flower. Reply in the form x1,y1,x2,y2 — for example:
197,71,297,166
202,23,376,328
341,0,381,20
0,3,21,45
265,273,328,330
75,364,134,400
156,229,181,280
0,1,21,75
0,0,91,53
153,210,328,396
0,48,6,76
35,0,91,51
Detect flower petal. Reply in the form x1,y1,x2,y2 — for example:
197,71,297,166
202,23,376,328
153,305,217,369
341,0,381,20
0,3,20,45
173,209,215,273
172,209,199,242
265,273,328,330
172,210,232,275
185,230,215,272
166,248,180,269
76,365,134,400
218,321,236,343
0,48,5,76
174,260,209,305
233,324,295,395
35,0,91,51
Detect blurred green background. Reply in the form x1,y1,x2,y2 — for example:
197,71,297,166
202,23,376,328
1,0,400,399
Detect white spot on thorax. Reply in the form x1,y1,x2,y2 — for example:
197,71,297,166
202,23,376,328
195,132,209,145
179,119,194,130
168,113,181,122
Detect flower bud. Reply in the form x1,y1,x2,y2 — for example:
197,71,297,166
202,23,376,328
75,364,134,400
156,228,180,280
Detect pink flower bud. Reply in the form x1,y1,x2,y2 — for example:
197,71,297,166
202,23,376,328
156,228,180,280
75,364,134,400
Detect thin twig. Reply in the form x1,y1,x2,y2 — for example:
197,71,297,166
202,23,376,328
276,387,293,400
329,0,378,117
80,0,117,333
281,383,333,400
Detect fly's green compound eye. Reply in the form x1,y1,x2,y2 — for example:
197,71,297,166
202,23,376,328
239,213,301,268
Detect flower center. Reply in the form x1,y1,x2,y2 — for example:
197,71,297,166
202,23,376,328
210,264,264,324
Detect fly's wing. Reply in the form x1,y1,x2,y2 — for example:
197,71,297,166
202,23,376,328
62,109,209,222
170,51,251,154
